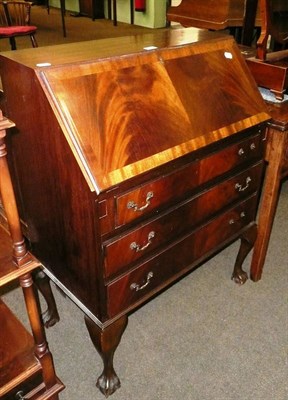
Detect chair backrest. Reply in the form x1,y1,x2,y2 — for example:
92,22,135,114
2,1,33,27
0,2,9,26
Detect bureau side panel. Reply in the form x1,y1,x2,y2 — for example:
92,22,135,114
0,58,103,318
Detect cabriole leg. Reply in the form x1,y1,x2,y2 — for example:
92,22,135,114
33,269,60,328
84,314,128,397
231,225,257,285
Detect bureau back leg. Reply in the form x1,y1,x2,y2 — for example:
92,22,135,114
84,314,128,397
33,269,60,328
231,224,257,285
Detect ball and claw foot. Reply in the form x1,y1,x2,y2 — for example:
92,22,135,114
231,269,248,285
42,308,60,328
84,314,128,398
96,370,121,397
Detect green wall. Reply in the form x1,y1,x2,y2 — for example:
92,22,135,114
49,0,168,28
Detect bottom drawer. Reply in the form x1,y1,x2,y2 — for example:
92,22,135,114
107,195,257,318
2,372,43,400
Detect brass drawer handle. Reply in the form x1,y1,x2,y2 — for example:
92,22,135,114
130,231,155,252
127,191,154,212
235,177,251,192
130,271,154,291
15,392,26,400
238,143,256,156
229,211,246,225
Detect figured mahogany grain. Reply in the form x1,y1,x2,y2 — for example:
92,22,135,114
38,37,268,192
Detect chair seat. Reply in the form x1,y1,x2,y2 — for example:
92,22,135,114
0,25,37,37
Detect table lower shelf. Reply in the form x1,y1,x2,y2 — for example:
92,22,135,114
0,299,64,399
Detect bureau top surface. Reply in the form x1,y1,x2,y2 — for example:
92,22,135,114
0,28,224,67
0,30,270,193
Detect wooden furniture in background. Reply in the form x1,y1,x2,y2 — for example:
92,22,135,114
77,0,104,20
250,101,288,281
246,0,288,100
0,1,37,50
166,0,261,46
0,110,64,399
256,0,288,60
0,29,270,397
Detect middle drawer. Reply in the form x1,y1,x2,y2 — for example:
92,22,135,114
103,161,263,278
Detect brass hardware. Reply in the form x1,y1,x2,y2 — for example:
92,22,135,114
130,271,154,291
127,191,154,212
238,148,245,156
250,143,256,150
235,176,251,192
262,128,268,142
130,231,155,252
15,392,26,400
229,211,246,225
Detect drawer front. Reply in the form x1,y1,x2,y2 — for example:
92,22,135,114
104,162,263,278
2,372,43,400
107,195,258,318
115,133,263,227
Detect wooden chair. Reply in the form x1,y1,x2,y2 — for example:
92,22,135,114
245,0,288,99
0,1,37,50
0,108,64,399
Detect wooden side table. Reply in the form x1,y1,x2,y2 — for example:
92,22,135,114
0,109,64,399
250,101,288,281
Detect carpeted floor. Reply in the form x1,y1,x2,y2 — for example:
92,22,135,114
0,5,156,52
1,8,287,400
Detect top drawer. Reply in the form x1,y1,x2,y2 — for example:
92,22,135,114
116,132,263,227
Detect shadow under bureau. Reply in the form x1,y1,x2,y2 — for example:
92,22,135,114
0,28,270,396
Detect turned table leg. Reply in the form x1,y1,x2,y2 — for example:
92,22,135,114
33,269,60,328
231,224,257,285
84,314,128,397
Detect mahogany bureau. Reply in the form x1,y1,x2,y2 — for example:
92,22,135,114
0,29,270,396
